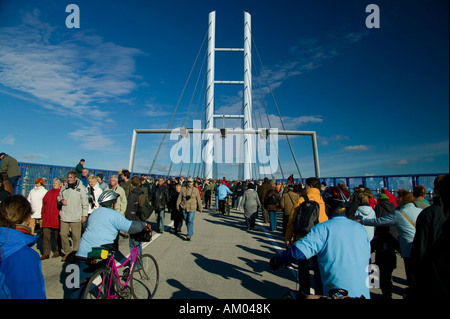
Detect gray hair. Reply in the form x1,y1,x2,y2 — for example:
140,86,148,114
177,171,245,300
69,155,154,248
53,178,62,184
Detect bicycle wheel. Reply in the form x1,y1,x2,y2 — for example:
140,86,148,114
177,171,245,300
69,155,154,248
225,203,231,215
130,254,159,299
83,268,120,299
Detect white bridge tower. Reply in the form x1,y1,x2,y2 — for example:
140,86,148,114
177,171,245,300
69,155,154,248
203,11,253,180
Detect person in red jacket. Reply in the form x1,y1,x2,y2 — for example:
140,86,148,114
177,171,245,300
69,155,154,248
40,178,63,260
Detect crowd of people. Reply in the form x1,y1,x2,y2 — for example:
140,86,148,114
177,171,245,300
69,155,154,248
0,154,448,299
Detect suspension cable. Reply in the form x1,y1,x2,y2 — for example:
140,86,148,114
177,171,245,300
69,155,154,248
149,31,208,175
252,36,303,179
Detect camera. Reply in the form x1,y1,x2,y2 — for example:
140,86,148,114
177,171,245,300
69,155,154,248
185,195,191,201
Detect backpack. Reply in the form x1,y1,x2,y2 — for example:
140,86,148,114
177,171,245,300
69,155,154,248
267,193,279,206
294,195,320,237
137,193,154,221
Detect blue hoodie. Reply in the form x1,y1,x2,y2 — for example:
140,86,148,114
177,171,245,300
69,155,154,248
217,184,232,201
0,227,46,299
355,204,376,242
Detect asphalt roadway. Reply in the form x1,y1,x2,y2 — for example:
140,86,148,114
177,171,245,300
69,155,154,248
36,204,407,300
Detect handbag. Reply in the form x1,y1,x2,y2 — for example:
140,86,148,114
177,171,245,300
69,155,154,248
399,209,416,228
130,225,153,242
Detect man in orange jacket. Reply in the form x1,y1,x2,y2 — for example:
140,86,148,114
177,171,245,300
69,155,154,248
285,177,327,245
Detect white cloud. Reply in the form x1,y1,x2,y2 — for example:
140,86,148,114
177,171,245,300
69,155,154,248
0,10,142,121
69,128,115,151
0,135,15,145
343,145,370,151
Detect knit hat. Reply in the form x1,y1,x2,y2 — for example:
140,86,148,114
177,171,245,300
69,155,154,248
379,194,389,200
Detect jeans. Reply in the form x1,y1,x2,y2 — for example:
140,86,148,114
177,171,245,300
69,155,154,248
9,176,20,193
155,209,165,233
183,210,196,237
129,237,142,255
268,211,278,231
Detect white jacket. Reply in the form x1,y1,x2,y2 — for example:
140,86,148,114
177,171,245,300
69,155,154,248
27,186,48,219
87,183,103,215
355,204,376,242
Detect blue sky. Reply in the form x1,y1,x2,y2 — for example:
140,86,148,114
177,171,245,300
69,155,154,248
0,0,448,180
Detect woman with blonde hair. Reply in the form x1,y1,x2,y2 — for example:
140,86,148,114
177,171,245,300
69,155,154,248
0,195,46,298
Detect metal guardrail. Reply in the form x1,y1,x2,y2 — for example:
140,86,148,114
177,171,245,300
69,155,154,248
12,161,447,201
15,162,167,198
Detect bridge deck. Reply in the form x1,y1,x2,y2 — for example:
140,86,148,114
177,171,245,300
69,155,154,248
37,203,406,300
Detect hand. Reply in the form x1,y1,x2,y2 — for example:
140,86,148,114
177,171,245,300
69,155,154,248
61,199,68,206
82,216,87,223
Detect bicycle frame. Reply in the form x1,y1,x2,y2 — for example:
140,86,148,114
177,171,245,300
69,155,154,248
95,242,140,299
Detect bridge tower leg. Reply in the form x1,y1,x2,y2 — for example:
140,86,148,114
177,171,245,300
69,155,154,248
203,11,253,180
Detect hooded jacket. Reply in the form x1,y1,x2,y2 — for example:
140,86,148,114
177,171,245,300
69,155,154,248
27,185,47,219
0,227,46,299
285,187,327,244
355,204,376,241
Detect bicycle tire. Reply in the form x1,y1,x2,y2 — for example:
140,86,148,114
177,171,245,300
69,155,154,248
130,254,160,299
83,268,120,299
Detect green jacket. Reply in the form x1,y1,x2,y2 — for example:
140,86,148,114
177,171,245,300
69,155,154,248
0,155,21,178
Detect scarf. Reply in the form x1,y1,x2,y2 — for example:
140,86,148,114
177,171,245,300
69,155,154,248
14,224,33,235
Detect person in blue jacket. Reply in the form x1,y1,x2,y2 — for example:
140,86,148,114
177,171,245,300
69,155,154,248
0,195,46,299
66,190,149,298
217,181,233,215
270,186,371,299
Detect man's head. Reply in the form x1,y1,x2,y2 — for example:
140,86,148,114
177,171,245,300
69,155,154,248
67,171,78,184
130,176,140,188
121,170,131,181
305,177,321,190
109,175,119,187
82,168,89,177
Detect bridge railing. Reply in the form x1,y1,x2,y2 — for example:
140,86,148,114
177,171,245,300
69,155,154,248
284,174,444,201
10,161,447,201
14,162,167,197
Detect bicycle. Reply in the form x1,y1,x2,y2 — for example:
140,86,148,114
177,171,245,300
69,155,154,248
82,227,159,299
224,195,231,215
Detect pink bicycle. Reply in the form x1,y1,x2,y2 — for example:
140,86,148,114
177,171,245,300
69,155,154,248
82,229,159,299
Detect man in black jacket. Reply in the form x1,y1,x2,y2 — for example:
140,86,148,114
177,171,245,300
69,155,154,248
409,175,447,297
152,177,169,234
